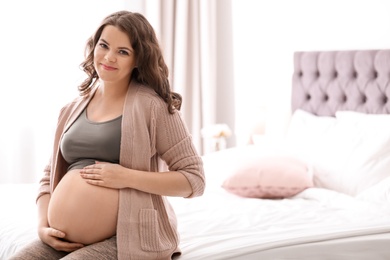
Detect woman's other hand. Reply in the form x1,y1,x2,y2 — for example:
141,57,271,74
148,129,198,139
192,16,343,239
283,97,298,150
38,226,84,252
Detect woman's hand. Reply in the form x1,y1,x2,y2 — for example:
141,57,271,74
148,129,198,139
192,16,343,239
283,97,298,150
80,161,127,189
38,226,84,252
80,161,193,197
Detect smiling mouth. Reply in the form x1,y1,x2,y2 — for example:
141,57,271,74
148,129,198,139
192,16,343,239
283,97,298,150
101,64,117,71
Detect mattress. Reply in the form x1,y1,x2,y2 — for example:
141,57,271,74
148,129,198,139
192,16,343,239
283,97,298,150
171,187,390,259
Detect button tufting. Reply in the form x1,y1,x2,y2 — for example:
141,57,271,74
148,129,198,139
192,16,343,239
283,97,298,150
292,50,390,116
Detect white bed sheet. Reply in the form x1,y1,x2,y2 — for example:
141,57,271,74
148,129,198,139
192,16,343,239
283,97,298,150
1,182,390,260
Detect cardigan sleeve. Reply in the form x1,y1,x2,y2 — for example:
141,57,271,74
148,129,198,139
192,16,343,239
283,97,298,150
36,158,52,203
36,102,74,203
153,102,205,198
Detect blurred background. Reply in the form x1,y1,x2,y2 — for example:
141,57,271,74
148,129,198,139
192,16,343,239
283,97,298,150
1,0,389,183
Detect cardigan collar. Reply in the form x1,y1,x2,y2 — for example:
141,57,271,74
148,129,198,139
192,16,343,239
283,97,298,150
62,80,141,133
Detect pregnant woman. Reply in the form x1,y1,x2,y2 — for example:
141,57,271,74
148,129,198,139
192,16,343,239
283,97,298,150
10,10,205,260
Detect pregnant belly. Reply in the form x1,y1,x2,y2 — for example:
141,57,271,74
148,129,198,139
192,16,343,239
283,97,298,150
48,169,119,245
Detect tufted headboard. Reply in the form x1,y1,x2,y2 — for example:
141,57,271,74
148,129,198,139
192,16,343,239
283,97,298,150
292,49,390,116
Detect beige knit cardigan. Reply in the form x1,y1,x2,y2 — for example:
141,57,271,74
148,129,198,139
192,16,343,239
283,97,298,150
37,80,206,259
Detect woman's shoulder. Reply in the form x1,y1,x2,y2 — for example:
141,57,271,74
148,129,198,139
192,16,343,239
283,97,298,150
135,83,166,107
58,93,89,118
136,84,159,97
60,95,85,110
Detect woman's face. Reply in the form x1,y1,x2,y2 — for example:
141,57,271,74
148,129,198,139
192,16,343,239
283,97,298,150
94,25,136,85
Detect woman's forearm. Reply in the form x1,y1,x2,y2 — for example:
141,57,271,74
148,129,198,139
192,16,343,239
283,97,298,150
125,169,193,197
37,193,50,228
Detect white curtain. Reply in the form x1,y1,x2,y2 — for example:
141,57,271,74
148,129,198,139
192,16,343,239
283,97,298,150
128,0,236,154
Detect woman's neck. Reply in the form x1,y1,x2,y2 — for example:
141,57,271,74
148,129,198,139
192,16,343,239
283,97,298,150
97,81,129,99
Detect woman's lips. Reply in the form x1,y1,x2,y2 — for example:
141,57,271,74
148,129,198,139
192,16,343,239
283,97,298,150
101,64,117,71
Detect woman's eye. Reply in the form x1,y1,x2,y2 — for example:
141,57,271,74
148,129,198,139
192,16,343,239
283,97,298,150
119,50,129,55
99,43,108,49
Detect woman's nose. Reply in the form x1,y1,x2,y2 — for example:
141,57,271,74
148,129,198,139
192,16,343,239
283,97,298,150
105,51,116,62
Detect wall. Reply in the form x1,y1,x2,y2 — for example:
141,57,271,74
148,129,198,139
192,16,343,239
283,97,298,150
231,0,390,145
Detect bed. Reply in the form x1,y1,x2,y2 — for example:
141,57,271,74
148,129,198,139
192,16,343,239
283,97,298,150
2,49,390,259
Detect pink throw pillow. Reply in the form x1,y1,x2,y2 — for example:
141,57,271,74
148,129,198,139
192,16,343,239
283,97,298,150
222,156,313,199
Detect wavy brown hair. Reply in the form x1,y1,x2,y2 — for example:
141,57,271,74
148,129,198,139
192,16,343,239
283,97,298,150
79,10,182,113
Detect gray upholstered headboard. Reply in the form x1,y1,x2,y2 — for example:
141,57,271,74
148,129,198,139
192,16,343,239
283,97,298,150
292,49,390,116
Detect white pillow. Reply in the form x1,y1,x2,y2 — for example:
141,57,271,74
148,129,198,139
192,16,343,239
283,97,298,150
285,109,337,163
286,109,390,196
333,111,390,194
356,176,390,205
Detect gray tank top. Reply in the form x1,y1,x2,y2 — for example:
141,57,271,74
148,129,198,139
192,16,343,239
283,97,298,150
60,109,122,171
